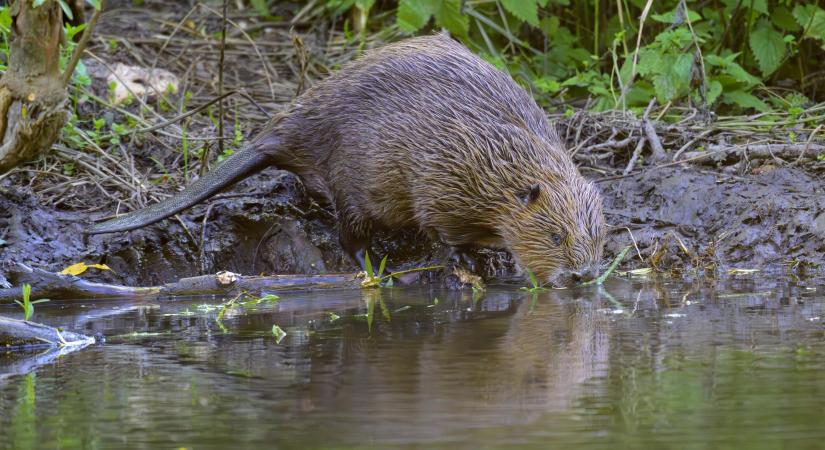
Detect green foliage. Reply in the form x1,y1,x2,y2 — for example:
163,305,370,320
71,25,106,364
749,19,786,76
499,0,542,27
397,0,467,37
316,0,825,116
271,324,287,343
520,269,548,293
14,284,49,321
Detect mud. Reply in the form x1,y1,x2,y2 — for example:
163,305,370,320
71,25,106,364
601,165,825,274
0,169,351,287
2,160,823,288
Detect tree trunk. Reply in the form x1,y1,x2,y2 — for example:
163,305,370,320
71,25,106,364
0,0,68,172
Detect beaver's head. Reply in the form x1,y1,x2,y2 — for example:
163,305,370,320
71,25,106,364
501,172,605,286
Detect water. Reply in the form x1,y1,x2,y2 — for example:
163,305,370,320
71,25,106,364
1,276,825,449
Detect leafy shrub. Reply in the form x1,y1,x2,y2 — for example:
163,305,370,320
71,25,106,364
292,0,825,116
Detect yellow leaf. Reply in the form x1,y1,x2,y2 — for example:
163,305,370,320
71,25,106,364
59,262,112,276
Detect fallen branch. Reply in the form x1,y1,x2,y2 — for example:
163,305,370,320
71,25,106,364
0,316,95,349
0,264,360,301
679,143,825,162
643,99,668,162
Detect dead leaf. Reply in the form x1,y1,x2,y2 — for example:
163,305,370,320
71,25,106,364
59,262,112,276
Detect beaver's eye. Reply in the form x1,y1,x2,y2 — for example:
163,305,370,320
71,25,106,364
551,233,562,246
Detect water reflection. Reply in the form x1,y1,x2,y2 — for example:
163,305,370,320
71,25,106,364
1,276,824,448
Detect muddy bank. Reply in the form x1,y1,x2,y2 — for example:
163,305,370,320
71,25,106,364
2,159,823,288
601,165,825,274
0,169,353,287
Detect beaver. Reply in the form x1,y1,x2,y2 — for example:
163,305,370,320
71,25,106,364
90,33,605,285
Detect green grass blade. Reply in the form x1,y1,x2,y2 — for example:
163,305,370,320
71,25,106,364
527,269,539,288
378,255,388,278
582,245,631,286
364,251,374,277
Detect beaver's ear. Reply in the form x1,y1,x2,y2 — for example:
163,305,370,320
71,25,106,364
515,183,541,205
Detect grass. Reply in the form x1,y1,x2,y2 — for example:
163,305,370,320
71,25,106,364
360,251,444,288
214,291,279,333
520,269,548,293
581,246,632,286
14,284,49,321
520,245,633,292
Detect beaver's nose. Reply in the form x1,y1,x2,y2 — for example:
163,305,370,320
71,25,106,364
571,266,597,282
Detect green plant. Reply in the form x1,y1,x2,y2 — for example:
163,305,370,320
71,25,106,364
271,324,287,343
520,269,548,293
215,292,280,333
314,1,825,118
14,284,49,321
360,251,444,288
581,245,631,286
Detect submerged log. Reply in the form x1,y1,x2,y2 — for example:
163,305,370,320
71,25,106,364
0,315,95,347
0,315,96,366
0,263,361,301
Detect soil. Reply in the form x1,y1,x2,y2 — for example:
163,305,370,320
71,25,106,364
4,161,824,288
1,1,824,289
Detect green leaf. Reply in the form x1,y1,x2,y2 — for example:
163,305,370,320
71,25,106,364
705,79,723,104
378,255,388,278
500,0,539,27
271,325,287,343
433,0,468,37
65,23,86,41
653,74,677,103
653,27,693,50
793,5,825,41
650,8,702,24
732,0,767,16
636,49,662,76
742,0,768,15
250,0,269,16
723,90,770,112
772,6,800,32
0,7,10,33
59,0,73,20
257,294,279,303
527,269,539,288
652,53,692,102
533,76,560,93
749,20,786,76
86,0,102,10
364,251,373,277
540,16,559,35
325,0,357,16
397,0,434,32
706,54,762,87
32,0,48,7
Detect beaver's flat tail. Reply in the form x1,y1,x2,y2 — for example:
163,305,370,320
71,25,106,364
90,146,270,234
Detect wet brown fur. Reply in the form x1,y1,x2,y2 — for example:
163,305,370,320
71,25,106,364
96,34,605,284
